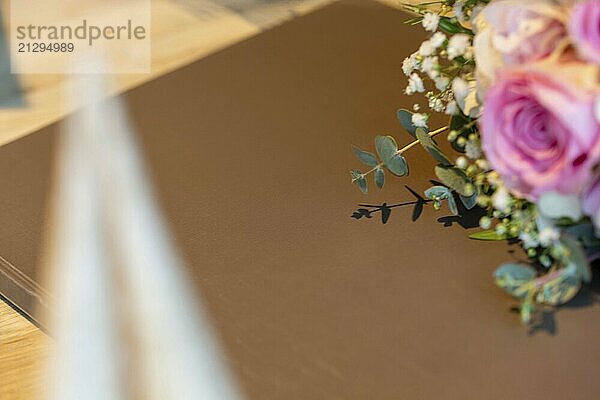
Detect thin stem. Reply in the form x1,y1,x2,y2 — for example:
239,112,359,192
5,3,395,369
396,125,448,155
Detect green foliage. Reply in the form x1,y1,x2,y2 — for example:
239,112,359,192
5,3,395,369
459,192,478,210
437,16,473,35
386,154,409,176
424,185,457,216
415,128,452,166
374,167,385,189
559,235,592,284
375,135,398,164
536,265,581,306
469,230,507,241
352,146,378,167
397,109,418,138
494,263,537,300
434,165,474,196
350,170,368,194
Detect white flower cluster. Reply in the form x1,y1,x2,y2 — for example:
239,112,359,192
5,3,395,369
402,13,476,119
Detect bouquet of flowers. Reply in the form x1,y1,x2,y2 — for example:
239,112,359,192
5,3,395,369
350,0,600,324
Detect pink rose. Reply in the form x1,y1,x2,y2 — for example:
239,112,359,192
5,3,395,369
569,0,600,64
582,174,600,219
481,65,600,200
474,0,568,89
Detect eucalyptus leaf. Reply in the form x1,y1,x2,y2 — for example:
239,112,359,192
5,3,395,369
356,177,368,194
536,264,581,306
374,167,385,189
494,263,537,300
396,109,417,138
351,146,379,167
350,170,368,194
459,191,478,210
561,235,592,283
424,186,449,200
416,128,452,166
374,135,398,164
447,194,458,216
386,154,409,176
434,165,473,196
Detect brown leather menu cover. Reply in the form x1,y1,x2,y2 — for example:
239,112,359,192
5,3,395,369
2,1,600,398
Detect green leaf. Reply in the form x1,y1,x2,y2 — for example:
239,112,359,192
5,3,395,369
494,263,537,300
424,186,449,200
536,264,581,306
374,167,385,189
438,16,473,35
350,170,368,194
561,235,592,283
469,230,506,241
385,154,409,176
447,194,458,216
459,192,478,210
396,109,417,138
374,135,398,163
351,146,379,167
416,128,452,166
434,165,474,196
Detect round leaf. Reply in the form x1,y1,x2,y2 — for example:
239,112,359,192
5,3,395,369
374,135,398,163
386,154,408,176
494,263,537,300
396,109,417,138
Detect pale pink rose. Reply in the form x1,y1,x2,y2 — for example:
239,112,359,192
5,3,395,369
481,65,600,200
569,0,600,64
582,174,600,217
474,0,568,89
581,174,600,232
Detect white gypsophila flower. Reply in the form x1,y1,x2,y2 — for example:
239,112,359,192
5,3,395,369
419,40,435,56
465,140,482,159
428,97,444,112
519,232,539,249
422,13,440,32
408,73,425,93
434,76,449,91
411,113,428,128
445,100,458,115
538,227,560,247
420,56,439,79
402,53,419,76
413,103,420,111
451,77,469,103
447,34,471,60
430,32,446,49
456,156,468,169
492,186,511,213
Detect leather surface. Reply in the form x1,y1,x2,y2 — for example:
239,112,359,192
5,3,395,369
1,1,600,398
